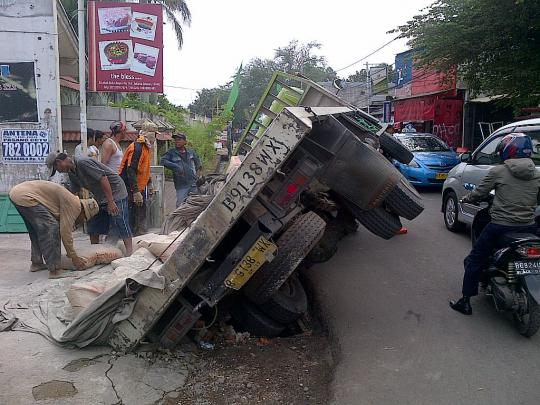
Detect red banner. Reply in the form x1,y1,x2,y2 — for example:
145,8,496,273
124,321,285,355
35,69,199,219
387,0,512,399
88,1,163,93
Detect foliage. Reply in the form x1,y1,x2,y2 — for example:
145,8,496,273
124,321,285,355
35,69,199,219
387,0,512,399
188,86,231,118
395,0,540,107
190,40,337,129
113,94,230,170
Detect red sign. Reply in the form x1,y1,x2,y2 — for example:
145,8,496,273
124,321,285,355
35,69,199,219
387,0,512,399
88,1,163,93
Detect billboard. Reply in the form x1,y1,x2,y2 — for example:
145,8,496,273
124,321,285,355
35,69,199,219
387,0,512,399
88,2,163,93
394,50,413,88
0,62,38,122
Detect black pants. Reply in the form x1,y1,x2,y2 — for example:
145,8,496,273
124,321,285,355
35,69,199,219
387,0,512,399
128,191,147,237
463,222,538,296
12,202,61,271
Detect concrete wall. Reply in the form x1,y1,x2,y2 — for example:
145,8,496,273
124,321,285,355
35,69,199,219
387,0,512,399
0,1,61,192
62,105,150,134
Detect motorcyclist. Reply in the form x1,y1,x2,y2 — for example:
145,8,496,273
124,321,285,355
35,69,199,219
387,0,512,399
450,133,540,315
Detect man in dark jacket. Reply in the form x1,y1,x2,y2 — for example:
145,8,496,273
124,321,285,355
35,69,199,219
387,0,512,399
160,133,202,207
450,133,540,315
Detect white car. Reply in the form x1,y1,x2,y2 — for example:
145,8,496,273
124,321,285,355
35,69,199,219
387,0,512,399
442,118,540,231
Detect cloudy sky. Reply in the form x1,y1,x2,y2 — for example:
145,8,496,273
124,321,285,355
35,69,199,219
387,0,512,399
161,0,433,107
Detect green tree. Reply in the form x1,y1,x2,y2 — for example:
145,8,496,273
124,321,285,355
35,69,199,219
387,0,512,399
188,87,231,118
395,0,540,106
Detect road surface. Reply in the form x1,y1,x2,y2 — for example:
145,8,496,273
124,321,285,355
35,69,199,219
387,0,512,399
310,190,540,405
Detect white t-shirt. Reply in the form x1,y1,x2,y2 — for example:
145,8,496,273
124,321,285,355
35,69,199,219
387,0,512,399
74,144,99,159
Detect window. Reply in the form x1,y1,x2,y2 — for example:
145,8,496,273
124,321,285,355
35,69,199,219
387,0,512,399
474,135,503,165
399,136,451,152
515,126,540,165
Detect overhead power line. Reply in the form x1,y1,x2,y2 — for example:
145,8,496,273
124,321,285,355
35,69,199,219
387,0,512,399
335,37,400,73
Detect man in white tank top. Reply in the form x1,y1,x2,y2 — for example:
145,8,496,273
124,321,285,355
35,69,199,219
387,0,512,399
102,121,125,173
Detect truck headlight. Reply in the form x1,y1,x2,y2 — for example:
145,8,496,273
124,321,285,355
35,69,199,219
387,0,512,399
408,160,420,168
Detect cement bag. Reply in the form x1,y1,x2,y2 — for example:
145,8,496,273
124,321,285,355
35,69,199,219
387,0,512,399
65,282,108,315
111,247,157,270
61,245,124,270
129,232,181,260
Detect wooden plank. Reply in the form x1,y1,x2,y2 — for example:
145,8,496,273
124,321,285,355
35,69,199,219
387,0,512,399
108,109,314,351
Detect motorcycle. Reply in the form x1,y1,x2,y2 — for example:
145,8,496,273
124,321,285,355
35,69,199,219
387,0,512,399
470,195,540,337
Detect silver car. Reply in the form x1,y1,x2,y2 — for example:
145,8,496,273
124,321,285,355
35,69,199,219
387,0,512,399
442,118,540,231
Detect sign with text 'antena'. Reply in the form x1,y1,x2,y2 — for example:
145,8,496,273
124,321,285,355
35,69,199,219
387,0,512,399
88,1,163,93
1,129,50,163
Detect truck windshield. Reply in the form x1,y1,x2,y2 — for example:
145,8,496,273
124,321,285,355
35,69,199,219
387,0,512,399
399,136,450,152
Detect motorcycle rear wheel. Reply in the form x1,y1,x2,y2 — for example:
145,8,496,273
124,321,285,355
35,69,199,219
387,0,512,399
513,296,540,337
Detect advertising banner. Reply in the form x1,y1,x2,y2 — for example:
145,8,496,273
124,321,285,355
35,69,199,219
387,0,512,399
394,50,413,88
1,129,50,163
0,62,38,122
88,1,163,93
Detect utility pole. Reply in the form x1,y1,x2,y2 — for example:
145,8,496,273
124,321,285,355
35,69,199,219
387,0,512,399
78,0,87,155
366,62,371,114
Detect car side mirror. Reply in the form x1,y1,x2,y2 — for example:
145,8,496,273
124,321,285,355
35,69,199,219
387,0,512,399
460,152,472,163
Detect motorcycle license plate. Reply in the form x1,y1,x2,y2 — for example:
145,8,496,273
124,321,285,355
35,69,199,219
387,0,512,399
224,236,277,290
436,173,448,180
514,261,540,275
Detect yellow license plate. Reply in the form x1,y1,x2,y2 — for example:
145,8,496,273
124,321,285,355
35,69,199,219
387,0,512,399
224,236,277,290
436,173,448,180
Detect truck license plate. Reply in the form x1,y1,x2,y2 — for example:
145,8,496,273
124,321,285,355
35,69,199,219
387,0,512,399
436,173,448,180
224,236,277,290
515,261,540,275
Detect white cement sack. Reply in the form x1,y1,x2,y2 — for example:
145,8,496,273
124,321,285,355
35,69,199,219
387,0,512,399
61,245,124,270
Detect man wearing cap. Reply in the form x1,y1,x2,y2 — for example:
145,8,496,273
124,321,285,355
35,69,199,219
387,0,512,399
160,133,202,207
9,180,99,278
118,121,157,235
46,152,133,256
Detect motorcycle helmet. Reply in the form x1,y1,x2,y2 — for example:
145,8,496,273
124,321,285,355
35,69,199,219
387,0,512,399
496,132,533,161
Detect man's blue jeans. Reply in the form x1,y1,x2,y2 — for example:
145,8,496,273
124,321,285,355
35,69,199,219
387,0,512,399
462,222,538,296
175,184,198,208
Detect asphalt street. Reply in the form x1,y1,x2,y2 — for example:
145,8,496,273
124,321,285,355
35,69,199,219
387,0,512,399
310,190,540,405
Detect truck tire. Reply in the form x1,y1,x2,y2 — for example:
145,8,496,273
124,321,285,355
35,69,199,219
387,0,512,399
259,275,308,324
243,211,326,305
379,132,414,164
354,206,402,240
230,297,285,337
385,178,424,220
306,220,341,263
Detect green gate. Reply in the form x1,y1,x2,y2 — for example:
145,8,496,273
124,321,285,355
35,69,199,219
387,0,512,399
0,194,27,233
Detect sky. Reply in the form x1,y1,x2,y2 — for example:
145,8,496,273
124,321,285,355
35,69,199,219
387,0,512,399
161,0,433,107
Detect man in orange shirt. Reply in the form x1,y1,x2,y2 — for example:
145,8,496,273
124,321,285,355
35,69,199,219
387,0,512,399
118,122,157,236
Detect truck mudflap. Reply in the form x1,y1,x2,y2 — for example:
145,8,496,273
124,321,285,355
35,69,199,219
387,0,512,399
107,107,351,351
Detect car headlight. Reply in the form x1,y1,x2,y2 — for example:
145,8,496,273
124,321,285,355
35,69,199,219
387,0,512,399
408,160,420,168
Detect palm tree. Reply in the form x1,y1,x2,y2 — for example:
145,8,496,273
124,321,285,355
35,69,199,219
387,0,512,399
150,0,191,49
59,0,191,49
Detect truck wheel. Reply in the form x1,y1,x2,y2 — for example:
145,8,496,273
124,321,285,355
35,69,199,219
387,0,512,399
306,220,341,263
513,297,540,337
243,211,326,305
230,297,285,337
353,205,402,240
443,191,465,232
379,132,414,164
385,178,424,220
259,275,308,324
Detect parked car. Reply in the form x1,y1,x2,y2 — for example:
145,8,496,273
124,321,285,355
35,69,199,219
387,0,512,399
393,133,459,186
442,118,540,232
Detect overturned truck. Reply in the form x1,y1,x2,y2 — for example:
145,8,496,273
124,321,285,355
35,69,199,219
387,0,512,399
109,74,423,351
